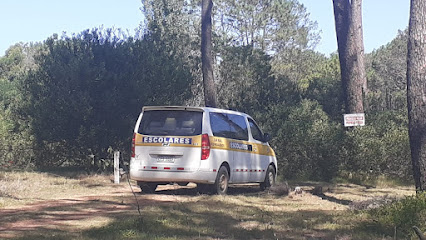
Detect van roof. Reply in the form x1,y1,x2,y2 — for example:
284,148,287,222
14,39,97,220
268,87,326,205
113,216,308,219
142,106,250,118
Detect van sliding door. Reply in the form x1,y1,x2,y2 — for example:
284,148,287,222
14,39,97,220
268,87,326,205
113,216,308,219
209,112,251,183
248,118,269,182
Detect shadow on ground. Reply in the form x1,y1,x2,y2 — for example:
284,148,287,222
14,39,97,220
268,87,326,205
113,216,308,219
0,182,401,240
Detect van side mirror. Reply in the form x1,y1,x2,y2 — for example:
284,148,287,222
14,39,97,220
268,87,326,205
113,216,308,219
263,133,271,142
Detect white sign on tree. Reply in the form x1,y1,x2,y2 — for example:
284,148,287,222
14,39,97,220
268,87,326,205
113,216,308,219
344,113,365,127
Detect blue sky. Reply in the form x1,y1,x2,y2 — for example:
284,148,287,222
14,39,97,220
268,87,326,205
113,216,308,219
0,0,143,56
0,0,410,57
299,0,410,55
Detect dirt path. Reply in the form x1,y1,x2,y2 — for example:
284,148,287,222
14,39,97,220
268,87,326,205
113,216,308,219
0,197,131,237
0,183,195,239
0,182,415,239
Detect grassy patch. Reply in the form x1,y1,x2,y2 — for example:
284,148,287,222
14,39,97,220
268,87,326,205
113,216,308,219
334,172,413,188
83,192,418,240
0,170,419,240
84,198,341,240
368,192,426,239
0,170,120,208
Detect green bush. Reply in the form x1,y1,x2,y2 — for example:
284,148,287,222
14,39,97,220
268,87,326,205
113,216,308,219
266,100,343,181
340,111,412,181
370,192,426,238
0,125,34,170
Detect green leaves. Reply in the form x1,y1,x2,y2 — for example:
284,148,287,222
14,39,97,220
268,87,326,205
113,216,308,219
217,46,274,112
366,30,408,112
214,0,319,52
18,28,194,167
266,100,342,181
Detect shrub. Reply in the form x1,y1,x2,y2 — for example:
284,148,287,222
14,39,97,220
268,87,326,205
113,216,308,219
370,192,426,238
340,111,412,181
266,100,343,181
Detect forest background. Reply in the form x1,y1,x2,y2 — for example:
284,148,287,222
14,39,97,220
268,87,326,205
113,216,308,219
0,0,412,183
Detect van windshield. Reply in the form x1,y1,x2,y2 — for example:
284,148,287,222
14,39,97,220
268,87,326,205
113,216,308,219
138,110,202,136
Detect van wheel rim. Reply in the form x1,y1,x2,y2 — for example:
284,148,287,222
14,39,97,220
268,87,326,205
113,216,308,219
219,174,227,191
268,172,274,185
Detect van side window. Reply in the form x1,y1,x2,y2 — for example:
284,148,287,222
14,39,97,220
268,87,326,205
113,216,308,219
228,114,248,140
209,113,231,138
210,113,248,141
248,118,264,141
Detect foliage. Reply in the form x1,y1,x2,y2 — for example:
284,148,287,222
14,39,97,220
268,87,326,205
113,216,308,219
272,48,327,85
217,45,276,112
301,53,343,121
264,100,343,181
341,112,411,180
366,30,408,112
140,0,203,105
370,192,426,238
0,44,37,169
214,0,319,52
0,0,416,184
19,29,193,167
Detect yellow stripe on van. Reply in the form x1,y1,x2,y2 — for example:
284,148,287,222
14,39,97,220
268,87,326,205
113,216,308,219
134,134,202,148
210,136,275,157
134,133,275,156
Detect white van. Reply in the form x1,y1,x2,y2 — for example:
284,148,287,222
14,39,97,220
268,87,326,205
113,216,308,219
129,106,277,195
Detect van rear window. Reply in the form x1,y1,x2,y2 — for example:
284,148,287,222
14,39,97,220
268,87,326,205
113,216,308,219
138,110,202,136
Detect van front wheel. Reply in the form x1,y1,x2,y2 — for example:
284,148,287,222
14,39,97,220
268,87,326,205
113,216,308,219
214,166,229,195
260,165,276,191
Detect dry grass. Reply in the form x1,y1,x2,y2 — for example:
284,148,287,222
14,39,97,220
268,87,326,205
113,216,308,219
0,170,417,240
0,170,120,208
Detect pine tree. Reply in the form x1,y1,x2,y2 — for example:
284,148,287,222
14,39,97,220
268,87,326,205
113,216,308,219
333,0,366,114
407,0,426,192
201,0,217,107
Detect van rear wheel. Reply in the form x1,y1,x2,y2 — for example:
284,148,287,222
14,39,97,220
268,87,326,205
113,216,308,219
139,182,158,194
214,166,229,195
260,165,276,191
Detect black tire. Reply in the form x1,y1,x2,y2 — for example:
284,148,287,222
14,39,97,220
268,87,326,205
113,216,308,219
260,165,276,191
214,166,229,195
139,182,158,194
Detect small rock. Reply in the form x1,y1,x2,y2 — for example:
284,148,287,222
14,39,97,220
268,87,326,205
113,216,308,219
294,186,303,194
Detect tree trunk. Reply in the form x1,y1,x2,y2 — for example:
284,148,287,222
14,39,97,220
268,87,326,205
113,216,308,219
332,0,366,114
351,0,368,106
201,0,218,107
407,0,426,192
